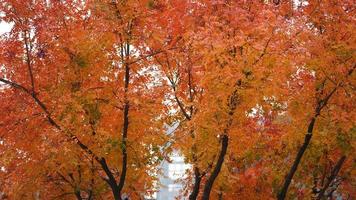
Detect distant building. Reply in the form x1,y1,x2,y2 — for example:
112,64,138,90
144,123,191,200
156,151,190,200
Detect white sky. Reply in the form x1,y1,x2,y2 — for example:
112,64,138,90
0,21,12,35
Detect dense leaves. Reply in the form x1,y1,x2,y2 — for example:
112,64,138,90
0,0,354,200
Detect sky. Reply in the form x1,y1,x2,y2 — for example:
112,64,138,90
0,21,12,35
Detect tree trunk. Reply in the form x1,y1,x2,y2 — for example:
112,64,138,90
317,156,346,200
201,135,228,200
74,190,83,200
117,38,131,199
278,66,354,200
189,167,202,200
278,117,316,200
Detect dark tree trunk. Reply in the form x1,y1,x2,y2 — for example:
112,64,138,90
74,191,83,200
278,117,316,200
117,97,129,197
117,38,131,199
189,167,202,200
201,135,228,200
317,156,346,200
278,65,354,200
98,158,120,200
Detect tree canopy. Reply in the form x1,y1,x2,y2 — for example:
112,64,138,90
0,0,354,200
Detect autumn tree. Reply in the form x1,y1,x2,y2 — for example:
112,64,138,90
0,0,354,200
277,0,355,199
0,0,170,199
157,1,293,199
157,0,355,199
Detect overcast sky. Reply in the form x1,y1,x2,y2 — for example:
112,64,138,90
0,21,12,35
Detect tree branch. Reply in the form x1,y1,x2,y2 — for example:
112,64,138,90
278,65,355,200
317,156,346,200
23,30,35,94
201,89,239,200
0,78,119,197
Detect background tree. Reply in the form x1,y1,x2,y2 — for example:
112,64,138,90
0,0,170,199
